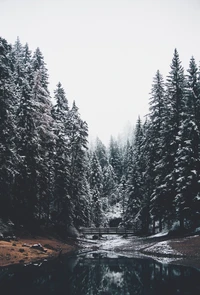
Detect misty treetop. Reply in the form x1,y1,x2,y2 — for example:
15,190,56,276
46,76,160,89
0,36,200,234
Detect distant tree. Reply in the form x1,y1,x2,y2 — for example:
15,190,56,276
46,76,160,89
125,118,145,228
89,152,103,226
122,140,132,180
95,137,108,169
108,136,123,182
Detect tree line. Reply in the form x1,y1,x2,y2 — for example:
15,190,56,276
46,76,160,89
89,49,200,234
0,36,89,230
0,35,200,234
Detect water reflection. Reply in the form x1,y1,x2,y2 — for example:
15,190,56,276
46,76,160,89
0,251,200,295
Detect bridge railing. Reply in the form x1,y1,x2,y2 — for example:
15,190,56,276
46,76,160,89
80,227,136,235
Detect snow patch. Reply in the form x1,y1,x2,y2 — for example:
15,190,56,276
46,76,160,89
99,235,130,250
148,230,169,238
144,241,183,256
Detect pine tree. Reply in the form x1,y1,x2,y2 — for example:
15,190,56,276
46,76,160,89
89,152,103,226
174,57,200,229
31,55,54,224
51,82,71,225
125,118,145,228
11,37,25,88
148,70,166,231
67,101,89,227
122,140,132,180
95,137,108,170
108,136,122,182
175,119,199,229
0,38,17,218
32,47,49,91
13,67,39,225
158,49,186,226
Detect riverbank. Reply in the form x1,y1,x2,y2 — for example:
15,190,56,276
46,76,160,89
79,232,200,268
1,232,200,268
0,236,78,267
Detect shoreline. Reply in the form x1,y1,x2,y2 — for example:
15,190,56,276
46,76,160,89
79,233,200,268
0,235,79,268
1,233,200,269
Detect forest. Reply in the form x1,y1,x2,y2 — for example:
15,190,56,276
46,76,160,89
0,35,200,235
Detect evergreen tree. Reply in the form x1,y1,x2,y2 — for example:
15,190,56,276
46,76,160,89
174,57,200,229
32,47,49,91
158,49,186,226
32,68,54,224
89,152,103,226
11,37,25,88
108,136,122,182
125,118,145,228
13,64,39,225
175,119,199,229
148,70,166,231
0,38,17,218
51,82,71,225
95,137,108,170
67,101,89,227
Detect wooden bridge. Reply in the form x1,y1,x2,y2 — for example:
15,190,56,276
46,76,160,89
80,225,141,236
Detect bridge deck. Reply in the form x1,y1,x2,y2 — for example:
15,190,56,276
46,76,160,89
81,227,137,235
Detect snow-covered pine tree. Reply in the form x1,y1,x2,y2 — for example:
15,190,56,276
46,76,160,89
108,136,123,183
102,163,117,207
67,101,89,227
175,119,199,229
13,61,39,225
125,117,145,229
147,70,166,231
0,37,17,218
122,139,132,181
174,57,200,229
32,47,49,91
89,152,103,226
51,82,71,225
159,49,187,226
95,137,108,170
11,37,25,88
31,52,55,224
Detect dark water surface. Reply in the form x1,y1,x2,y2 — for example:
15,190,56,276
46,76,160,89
0,251,200,295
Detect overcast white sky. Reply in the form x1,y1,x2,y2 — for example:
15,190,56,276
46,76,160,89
1,0,200,144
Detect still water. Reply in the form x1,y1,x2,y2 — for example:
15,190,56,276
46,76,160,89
0,251,200,295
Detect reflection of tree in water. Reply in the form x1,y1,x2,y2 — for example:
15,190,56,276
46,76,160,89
0,253,200,294
68,253,200,295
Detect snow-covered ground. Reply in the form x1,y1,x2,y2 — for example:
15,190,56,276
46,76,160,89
78,231,200,268
98,235,130,250
147,230,169,238
143,240,183,256
78,233,185,265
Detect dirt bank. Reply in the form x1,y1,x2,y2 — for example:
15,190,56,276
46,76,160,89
0,236,78,267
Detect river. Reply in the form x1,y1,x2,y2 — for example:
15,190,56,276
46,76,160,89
0,249,200,295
